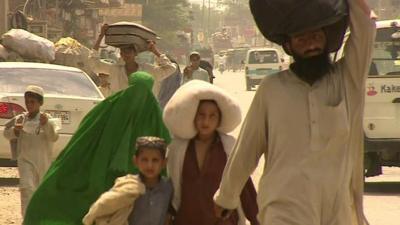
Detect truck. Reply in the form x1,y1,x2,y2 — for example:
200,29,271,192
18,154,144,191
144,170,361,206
211,31,233,53
335,19,400,177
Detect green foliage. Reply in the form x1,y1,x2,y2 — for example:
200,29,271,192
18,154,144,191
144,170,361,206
140,0,192,50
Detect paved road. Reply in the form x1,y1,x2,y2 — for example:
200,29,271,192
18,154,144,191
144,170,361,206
213,69,400,225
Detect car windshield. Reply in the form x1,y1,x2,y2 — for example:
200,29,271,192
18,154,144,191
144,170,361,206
370,27,400,76
0,68,102,98
249,50,278,64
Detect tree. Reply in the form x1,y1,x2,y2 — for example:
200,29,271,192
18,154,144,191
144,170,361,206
222,0,253,28
134,0,192,51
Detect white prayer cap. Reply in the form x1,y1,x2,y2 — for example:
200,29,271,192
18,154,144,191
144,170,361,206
189,51,201,58
25,85,44,97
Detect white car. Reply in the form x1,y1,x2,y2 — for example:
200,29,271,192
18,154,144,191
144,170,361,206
0,62,104,162
244,47,288,91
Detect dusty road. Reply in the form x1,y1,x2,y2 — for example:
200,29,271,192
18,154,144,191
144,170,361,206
0,69,399,225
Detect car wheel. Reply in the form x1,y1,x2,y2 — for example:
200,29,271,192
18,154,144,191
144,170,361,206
364,152,382,177
246,77,252,91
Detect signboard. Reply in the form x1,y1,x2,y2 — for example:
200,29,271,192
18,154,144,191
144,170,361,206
99,4,142,17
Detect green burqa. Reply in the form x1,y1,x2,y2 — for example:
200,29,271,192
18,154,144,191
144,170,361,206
24,72,171,225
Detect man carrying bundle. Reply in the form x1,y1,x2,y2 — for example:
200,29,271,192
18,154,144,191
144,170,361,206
214,0,376,224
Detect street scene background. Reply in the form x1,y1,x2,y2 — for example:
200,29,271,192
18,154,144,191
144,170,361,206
1,0,400,224
1,70,400,224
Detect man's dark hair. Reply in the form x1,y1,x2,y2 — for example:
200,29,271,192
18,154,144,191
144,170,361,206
24,92,43,104
135,136,167,158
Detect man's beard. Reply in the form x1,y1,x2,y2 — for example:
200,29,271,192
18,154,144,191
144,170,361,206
290,51,333,85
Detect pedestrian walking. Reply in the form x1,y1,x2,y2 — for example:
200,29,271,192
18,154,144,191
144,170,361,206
157,55,182,109
164,80,259,225
182,52,210,84
88,24,177,96
214,0,376,224
24,72,171,225
3,85,59,216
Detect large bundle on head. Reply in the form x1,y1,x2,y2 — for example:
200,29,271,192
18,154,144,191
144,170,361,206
105,22,160,53
163,80,242,139
249,0,349,53
1,29,55,62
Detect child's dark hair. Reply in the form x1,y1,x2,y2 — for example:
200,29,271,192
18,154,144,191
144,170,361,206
135,136,167,158
24,92,44,104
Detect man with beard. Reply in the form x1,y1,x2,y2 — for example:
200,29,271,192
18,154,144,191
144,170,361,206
214,0,376,224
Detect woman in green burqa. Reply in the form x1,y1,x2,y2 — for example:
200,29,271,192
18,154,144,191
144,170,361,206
24,72,171,225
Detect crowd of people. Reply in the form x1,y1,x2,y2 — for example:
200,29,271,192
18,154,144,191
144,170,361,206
2,0,377,224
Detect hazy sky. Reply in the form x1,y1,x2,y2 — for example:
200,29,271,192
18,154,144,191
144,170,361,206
189,0,220,7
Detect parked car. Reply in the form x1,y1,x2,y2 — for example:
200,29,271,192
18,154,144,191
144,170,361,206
334,19,400,177
244,47,286,91
0,62,104,163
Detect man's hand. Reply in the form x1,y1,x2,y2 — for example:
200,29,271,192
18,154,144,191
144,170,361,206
100,24,109,37
214,204,232,220
370,10,378,20
147,40,161,57
40,113,48,126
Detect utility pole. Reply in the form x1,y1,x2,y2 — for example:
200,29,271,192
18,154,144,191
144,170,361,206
207,0,211,45
202,0,205,32
0,0,9,35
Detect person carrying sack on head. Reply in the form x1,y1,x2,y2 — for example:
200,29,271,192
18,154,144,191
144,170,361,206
214,0,376,224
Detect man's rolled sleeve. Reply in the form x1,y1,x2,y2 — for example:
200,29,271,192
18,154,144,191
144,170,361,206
152,54,177,81
342,0,376,90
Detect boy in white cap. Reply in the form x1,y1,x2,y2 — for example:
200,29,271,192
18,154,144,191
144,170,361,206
182,52,210,84
3,85,59,216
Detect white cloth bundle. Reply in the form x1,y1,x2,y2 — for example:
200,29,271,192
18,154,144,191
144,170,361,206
2,29,55,62
82,175,145,225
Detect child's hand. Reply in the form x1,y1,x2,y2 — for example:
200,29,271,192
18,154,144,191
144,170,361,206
183,66,193,77
214,204,232,220
14,126,23,137
40,113,48,126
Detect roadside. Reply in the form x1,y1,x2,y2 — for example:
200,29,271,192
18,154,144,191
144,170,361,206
0,167,21,225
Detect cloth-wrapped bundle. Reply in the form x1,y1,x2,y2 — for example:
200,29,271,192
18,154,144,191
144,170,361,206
105,22,160,53
1,29,55,62
250,0,349,53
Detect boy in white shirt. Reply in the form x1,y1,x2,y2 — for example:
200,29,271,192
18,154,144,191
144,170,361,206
182,52,210,84
3,85,59,216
